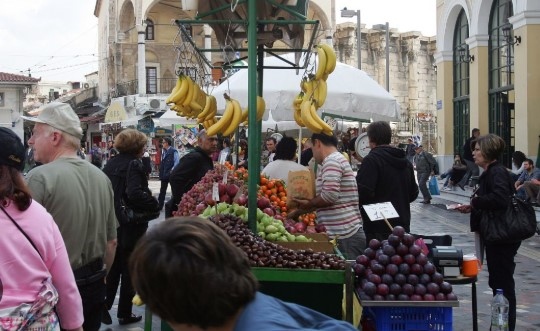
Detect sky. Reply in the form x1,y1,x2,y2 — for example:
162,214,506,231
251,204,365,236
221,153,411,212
0,0,436,83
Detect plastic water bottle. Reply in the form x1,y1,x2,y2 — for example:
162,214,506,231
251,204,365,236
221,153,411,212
490,289,509,331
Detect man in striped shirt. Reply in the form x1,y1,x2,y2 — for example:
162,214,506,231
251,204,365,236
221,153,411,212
290,133,365,259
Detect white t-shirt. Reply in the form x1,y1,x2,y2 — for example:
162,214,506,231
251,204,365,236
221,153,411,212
262,159,307,182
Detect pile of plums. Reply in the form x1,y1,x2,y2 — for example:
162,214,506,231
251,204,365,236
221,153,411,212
208,214,346,270
354,226,457,301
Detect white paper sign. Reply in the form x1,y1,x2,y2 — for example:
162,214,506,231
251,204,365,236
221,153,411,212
222,170,228,184
363,202,399,221
212,182,220,201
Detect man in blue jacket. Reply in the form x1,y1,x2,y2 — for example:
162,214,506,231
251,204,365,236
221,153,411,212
158,137,179,210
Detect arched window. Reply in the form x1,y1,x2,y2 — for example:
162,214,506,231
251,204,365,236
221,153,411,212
145,19,154,40
452,9,470,155
488,0,514,166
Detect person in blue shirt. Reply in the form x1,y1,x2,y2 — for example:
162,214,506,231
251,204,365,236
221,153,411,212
157,136,179,210
130,217,357,331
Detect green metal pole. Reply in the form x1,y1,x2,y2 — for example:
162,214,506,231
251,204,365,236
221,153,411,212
247,0,259,233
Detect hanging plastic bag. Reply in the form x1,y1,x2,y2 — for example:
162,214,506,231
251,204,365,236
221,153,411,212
429,176,440,195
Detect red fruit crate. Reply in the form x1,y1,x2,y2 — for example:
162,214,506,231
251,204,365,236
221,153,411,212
362,305,453,331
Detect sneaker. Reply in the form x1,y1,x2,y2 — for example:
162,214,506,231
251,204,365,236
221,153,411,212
443,187,452,191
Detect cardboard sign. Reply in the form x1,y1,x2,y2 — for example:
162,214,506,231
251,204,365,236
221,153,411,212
287,170,315,209
363,202,399,221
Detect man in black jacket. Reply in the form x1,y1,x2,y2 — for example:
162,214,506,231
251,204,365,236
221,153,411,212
356,121,419,243
158,137,179,210
166,130,217,217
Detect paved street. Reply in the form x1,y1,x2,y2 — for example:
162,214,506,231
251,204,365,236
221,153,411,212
101,179,540,331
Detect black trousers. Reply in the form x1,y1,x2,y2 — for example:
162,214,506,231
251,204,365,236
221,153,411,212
485,240,521,331
158,179,169,208
106,224,148,318
78,275,106,331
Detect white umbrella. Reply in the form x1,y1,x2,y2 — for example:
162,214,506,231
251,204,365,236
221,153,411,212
158,110,198,127
212,53,400,122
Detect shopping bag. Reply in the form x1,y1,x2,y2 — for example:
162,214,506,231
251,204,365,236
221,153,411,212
428,176,440,195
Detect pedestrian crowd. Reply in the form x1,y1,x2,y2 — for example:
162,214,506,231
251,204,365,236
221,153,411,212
2,101,538,331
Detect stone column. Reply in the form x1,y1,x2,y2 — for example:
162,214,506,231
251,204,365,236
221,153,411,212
137,24,146,95
510,13,540,157
434,50,454,156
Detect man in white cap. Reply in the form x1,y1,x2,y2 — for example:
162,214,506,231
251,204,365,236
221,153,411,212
24,102,118,331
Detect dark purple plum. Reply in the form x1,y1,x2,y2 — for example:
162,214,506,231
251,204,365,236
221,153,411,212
369,239,382,250
423,262,436,275
390,283,402,296
407,274,419,286
402,233,415,246
414,284,427,296
419,273,431,285
377,254,390,266
432,272,444,284
402,283,415,296
396,243,409,256
415,253,428,266
392,226,406,238
359,278,368,288
386,294,396,301
435,293,447,301
386,264,399,276
363,281,377,296
398,263,410,275
375,248,384,259
356,254,370,266
353,263,366,276
364,247,376,260
398,294,410,301
388,234,401,247
382,245,396,257
381,239,389,246
370,259,380,269
410,263,423,275
439,281,453,294
377,283,390,296
371,263,385,275
390,255,403,265
410,294,423,301
426,282,440,295
409,244,422,256
368,273,382,285
446,292,458,300
381,274,394,285
423,293,435,301
404,254,416,265
394,273,407,286
373,294,385,301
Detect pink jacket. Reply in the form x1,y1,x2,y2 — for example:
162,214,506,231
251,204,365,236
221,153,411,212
0,201,83,329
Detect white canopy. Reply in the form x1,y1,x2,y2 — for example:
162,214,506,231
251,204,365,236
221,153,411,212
158,110,198,127
212,53,400,123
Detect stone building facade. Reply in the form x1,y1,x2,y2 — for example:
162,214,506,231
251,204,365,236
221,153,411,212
334,23,438,152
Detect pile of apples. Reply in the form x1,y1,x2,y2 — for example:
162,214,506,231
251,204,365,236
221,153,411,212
354,226,458,302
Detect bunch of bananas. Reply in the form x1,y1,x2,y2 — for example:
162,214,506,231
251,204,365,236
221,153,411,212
197,94,218,130
166,75,209,120
240,96,266,125
292,44,337,136
206,94,243,137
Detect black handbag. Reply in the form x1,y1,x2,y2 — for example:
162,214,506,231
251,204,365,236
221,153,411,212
480,194,537,244
119,160,160,225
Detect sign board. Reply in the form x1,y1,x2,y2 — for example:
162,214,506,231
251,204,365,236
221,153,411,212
363,202,399,221
104,101,128,123
436,100,442,110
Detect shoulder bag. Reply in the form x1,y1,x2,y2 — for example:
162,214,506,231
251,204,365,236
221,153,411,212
479,171,537,243
120,160,160,225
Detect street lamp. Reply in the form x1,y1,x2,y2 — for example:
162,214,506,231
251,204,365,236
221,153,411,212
340,7,361,70
374,22,390,91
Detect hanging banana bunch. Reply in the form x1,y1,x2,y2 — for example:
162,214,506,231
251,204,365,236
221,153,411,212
165,75,208,119
206,94,243,137
241,96,266,125
292,44,337,136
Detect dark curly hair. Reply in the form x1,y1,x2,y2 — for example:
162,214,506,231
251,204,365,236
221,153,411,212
274,136,297,161
0,165,32,211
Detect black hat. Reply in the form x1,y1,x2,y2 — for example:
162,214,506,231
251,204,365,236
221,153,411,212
0,127,25,171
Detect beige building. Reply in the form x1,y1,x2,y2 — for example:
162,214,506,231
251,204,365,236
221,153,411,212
435,0,539,167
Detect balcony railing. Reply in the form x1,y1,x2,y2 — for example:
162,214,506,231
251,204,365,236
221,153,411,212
114,78,178,97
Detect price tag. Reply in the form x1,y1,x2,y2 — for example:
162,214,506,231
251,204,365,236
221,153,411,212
212,182,220,201
362,202,399,221
222,170,228,184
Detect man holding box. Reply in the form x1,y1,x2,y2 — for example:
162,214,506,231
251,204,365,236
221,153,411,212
290,133,365,259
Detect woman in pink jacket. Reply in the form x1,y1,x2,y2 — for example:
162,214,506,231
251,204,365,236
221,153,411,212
0,127,83,331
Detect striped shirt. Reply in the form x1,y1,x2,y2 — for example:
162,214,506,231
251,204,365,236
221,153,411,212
316,152,362,239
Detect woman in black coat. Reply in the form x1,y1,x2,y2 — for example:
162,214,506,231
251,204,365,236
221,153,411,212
103,129,160,325
457,134,520,331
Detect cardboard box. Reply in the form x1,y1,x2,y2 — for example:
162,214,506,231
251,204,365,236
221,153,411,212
277,233,336,254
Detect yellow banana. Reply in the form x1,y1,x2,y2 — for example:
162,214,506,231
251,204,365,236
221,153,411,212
204,96,218,121
132,294,144,306
207,97,235,136
300,100,323,133
293,92,304,109
166,76,183,104
256,96,266,121
302,80,315,102
182,76,195,107
319,43,337,75
223,98,242,136
169,76,189,104
294,107,305,127
240,107,249,124
314,79,327,108
197,95,213,122
314,46,327,80
309,102,333,134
